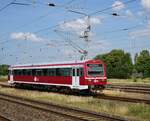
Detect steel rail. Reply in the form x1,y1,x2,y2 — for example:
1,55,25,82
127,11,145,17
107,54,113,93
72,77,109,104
95,94,150,105
106,84,150,94
107,84,150,88
0,116,11,121
0,83,10,88
0,83,150,105
0,92,131,121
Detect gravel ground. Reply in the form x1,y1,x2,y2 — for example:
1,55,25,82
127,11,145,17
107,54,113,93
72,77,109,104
0,116,10,121
0,98,81,121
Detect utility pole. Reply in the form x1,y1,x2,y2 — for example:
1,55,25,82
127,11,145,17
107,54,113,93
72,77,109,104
54,29,88,60
46,3,91,60
68,10,91,60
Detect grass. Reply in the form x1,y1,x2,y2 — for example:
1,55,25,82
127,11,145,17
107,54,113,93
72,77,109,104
108,78,150,85
128,104,150,120
0,87,149,121
102,90,150,100
0,76,7,82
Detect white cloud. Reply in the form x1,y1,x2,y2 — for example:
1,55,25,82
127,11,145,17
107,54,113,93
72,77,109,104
59,17,101,40
141,0,150,10
129,20,150,38
90,17,101,24
11,32,46,42
130,29,150,38
137,11,145,16
60,16,101,32
89,40,110,50
64,49,75,56
125,10,134,18
112,1,125,11
87,39,111,58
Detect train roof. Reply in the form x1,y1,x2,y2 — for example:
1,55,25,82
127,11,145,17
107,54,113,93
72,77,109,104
9,59,104,69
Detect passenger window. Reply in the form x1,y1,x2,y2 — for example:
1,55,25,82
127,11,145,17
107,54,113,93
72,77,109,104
77,69,79,76
80,68,84,76
43,69,47,76
32,69,35,76
60,68,71,76
14,70,17,76
56,68,61,76
73,69,75,76
48,69,56,76
36,70,43,76
23,69,26,75
18,70,22,76
26,70,32,76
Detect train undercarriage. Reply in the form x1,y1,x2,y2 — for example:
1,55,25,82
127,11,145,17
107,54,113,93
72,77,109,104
11,82,105,95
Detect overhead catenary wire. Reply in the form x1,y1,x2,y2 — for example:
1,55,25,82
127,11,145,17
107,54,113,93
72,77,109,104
0,0,138,43
65,0,76,6
0,0,62,33
102,24,143,34
0,0,37,13
90,0,138,16
0,0,143,63
21,0,76,8
30,0,137,39
0,0,76,41
0,1,143,55
54,29,85,52
0,0,142,63
10,2,31,6
0,0,16,12
34,0,139,34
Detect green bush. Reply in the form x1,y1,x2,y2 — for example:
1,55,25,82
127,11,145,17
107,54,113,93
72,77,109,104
95,49,133,79
0,65,9,76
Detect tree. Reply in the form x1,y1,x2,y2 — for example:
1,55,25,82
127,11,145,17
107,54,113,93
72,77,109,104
95,49,133,78
0,65,9,76
135,50,150,78
134,53,138,64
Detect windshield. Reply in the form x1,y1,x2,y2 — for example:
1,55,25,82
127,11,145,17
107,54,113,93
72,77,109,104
87,64,104,76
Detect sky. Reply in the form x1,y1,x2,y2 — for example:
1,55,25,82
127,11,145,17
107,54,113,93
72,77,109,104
0,0,150,65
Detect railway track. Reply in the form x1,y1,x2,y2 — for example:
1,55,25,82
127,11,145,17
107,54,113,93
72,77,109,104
0,82,10,88
95,94,150,105
0,82,150,105
1,82,150,94
0,92,130,121
0,116,11,121
106,84,150,94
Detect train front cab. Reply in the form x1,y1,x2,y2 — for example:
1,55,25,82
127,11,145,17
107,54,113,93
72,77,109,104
84,60,107,90
71,60,107,91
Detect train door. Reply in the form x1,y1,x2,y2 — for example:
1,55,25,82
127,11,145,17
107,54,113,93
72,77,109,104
10,69,13,81
8,69,14,84
34,69,39,82
72,68,80,89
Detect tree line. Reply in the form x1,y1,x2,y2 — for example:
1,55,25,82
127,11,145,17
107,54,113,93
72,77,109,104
95,49,150,79
0,49,150,79
0,65,9,76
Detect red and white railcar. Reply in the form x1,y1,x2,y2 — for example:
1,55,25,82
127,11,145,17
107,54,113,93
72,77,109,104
8,60,107,90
